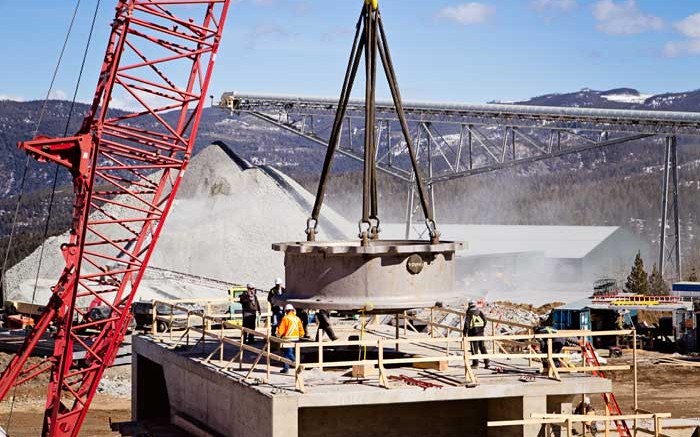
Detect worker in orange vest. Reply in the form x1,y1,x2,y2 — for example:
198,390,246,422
276,304,305,373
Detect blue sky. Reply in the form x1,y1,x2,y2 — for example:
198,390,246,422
1,0,700,105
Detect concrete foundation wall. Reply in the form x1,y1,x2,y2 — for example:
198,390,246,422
132,336,611,437
134,338,298,437
300,399,486,437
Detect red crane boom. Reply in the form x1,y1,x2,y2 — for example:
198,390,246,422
0,1,231,435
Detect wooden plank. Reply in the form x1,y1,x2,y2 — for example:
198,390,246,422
557,365,630,373
489,418,566,426
492,413,671,427
352,364,378,377
533,413,672,421
413,360,449,371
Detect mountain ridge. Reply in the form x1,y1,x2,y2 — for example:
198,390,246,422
505,87,700,111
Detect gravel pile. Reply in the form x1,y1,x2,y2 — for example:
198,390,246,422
3,143,351,304
482,302,541,332
148,143,351,288
97,374,131,398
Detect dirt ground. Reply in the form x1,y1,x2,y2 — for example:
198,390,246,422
605,349,700,418
0,358,131,437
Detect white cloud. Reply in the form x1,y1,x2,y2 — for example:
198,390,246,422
49,89,68,100
661,13,700,57
674,13,700,39
436,3,494,25
532,0,577,12
245,24,293,48
592,0,663,35
664,39,700,58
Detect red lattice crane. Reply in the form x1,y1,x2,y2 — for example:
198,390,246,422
0,1,232,435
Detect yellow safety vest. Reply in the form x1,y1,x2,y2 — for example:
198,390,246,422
470,314,485,329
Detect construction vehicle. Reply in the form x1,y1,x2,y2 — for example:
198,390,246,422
226,285,247,326
131,300,191,333
0,1,232,435
3,300,46,329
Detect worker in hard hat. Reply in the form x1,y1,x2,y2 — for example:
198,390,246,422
277,304,305,373
240,283,261,344
462,300,489,369
268,278,285,334
574,396,597,435
616,310,625,330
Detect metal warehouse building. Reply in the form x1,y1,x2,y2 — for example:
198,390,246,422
383,224,650,295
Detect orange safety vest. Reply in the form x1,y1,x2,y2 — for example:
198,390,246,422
277,312,304,340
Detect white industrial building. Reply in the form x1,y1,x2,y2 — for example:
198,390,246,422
382,223,651,303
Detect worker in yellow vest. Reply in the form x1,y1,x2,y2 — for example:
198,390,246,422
277,304,305,373
462,301,489,369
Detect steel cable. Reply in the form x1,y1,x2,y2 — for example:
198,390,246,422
4,0,103,433
30,0,102,307
0,0,84,300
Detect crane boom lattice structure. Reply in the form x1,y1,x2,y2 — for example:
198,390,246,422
0,1,231,435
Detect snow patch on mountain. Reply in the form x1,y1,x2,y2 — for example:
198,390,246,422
601,93,651,104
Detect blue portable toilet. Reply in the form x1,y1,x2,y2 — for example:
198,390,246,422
552,297,592,331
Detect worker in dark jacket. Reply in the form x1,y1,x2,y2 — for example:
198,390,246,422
267,278,285,334
315,309,338,341
463,301,489,369
240,283,261,344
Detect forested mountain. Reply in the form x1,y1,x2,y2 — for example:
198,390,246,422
2,87,700,272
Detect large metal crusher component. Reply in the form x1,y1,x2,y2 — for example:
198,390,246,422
274,240,462,311
273,1,463,312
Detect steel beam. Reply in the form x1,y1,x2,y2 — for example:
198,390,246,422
660,136,682,280
223,92,700,136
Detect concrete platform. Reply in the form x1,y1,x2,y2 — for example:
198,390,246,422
132,332,613,437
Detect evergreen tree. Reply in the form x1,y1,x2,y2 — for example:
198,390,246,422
648,263,670,295
624,252,649,295
687,267,699,282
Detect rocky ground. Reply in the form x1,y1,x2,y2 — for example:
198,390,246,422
0,361,130,436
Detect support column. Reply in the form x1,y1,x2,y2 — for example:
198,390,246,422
522,395,548,437
659,136,682,281
659,137,671,277
671,136,682,281
271,396,299,437
404,175,415,240
488,396,547,437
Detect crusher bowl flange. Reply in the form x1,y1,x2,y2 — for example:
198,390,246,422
272,239,464,312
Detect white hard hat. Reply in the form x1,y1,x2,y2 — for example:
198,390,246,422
275,278,283,285
246,283,254,289
284,304,295,311
584,396,591,404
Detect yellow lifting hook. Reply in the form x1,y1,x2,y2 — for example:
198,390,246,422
365,0,378,10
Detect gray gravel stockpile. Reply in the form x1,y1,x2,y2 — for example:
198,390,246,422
4,143,351,304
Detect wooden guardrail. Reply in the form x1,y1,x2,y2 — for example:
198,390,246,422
489,412,672,437
149,299,637,395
